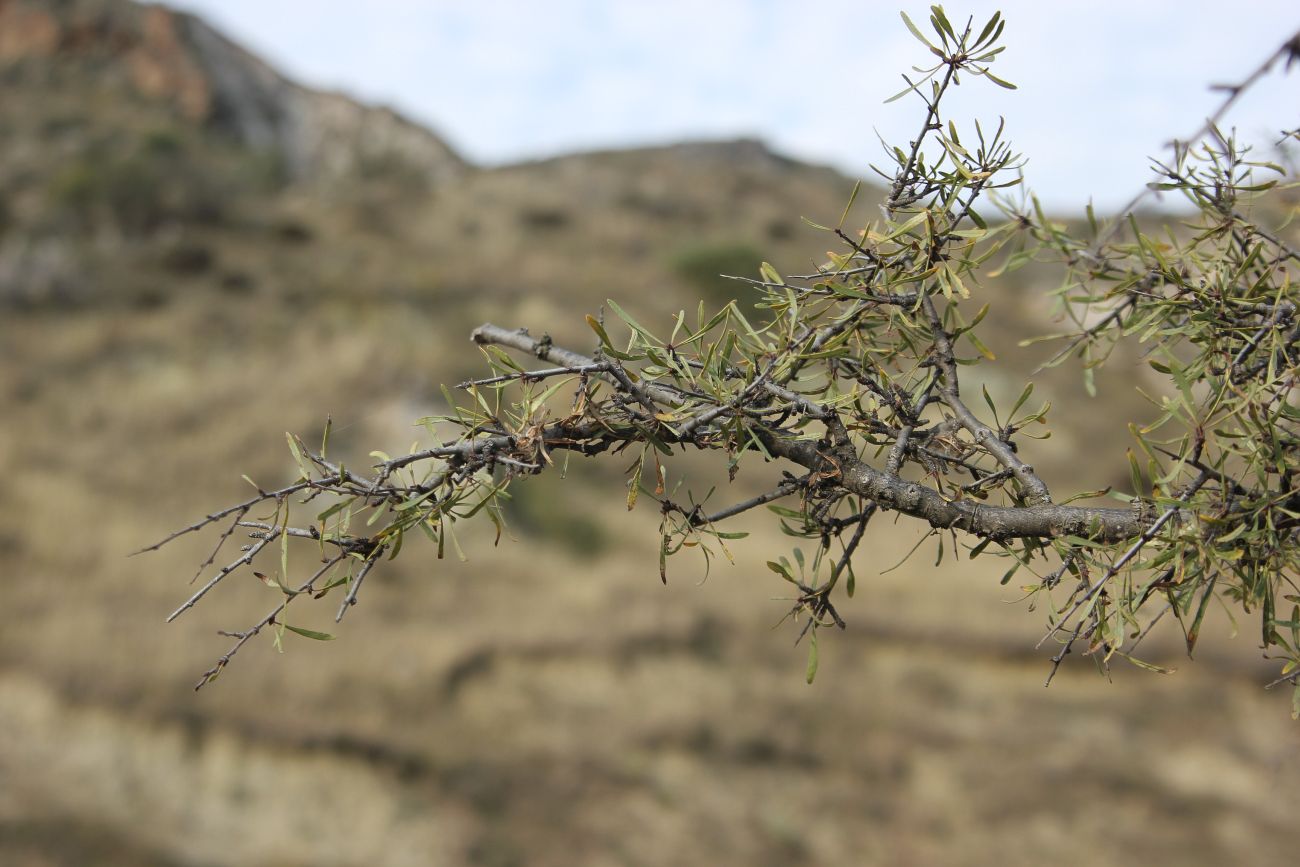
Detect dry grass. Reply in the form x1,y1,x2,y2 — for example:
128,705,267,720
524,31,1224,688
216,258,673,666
5,288,1298,866
2,98,1296,864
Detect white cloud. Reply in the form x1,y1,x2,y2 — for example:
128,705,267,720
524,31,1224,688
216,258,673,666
171,0,1300,211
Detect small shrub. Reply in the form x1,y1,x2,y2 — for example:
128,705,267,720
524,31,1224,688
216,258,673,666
670,241,764,307
517,205,571,231
159,241,214,275
502,477,608,558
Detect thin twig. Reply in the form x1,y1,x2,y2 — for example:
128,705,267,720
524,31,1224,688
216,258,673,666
166,528,281,623
194,553,347,690
694,476,808,525
336,549,385,622
1036,472,1210,650
132,481,313,555
458,363,610,389
1091,28,1300,251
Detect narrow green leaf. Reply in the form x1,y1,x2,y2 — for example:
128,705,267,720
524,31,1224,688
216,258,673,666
445,520,468,562
768,505,806,519
1009,382,1034,419
805,629,820,684
976,11,1001,46
284,624,336,641
1186,574,1218,655
982,383,999,424
528,375,576,415
885,76,923,105
286,433,310,479
884,210,928,242
982,70,1018,90
607,298,655,343
585,313,613,348
396,489,437,512
767,560,797,584
279,511,290,584
1114,651,1174,675
899,10,936,49
627,454,644,511
1127,449,1144,497
838,180,862,230
929,6,955,41
317,499,353,523
968,331,996,361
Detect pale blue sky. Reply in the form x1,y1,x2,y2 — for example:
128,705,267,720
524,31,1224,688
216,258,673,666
171,1,1299,211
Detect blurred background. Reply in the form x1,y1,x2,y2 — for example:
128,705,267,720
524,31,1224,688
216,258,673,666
1,1,1298,865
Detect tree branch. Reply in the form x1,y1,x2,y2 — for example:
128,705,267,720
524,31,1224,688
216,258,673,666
474,324,1155,543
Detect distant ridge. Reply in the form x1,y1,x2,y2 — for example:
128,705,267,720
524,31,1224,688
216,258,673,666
0,0,467,186
0,0,876,310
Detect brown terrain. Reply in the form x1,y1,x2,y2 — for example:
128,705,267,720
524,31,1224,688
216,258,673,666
1,2,1298,865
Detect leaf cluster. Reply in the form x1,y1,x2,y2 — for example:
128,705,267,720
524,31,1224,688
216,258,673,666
147,8,1300,715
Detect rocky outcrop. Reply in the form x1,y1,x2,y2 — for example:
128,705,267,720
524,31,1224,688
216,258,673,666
175,8,467,186
0,0,467,187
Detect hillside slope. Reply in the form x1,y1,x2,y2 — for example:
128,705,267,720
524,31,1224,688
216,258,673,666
3,3,1296,866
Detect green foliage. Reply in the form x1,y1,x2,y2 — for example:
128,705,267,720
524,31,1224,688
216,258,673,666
1019,128,1300,692
49,136,226,235
154,7,1300,714
502,475,609,558
670,241,766,307
44,126,285,238
515,205,571,231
